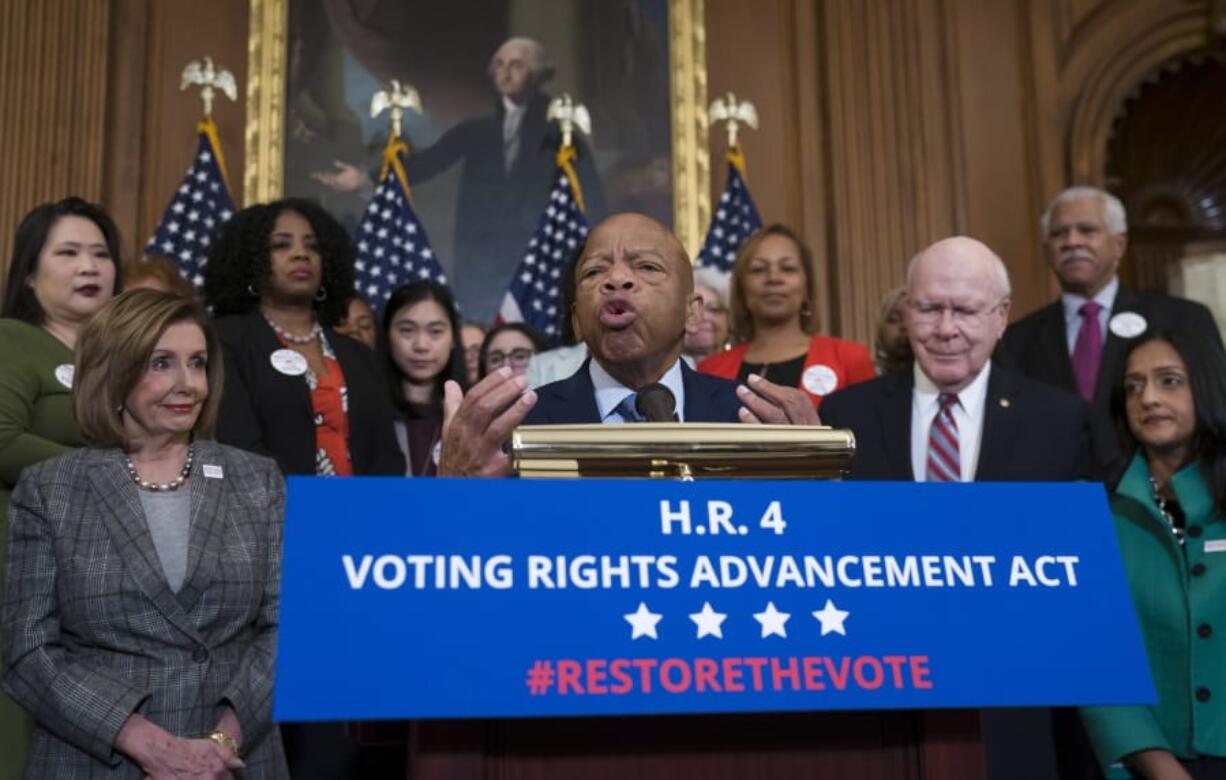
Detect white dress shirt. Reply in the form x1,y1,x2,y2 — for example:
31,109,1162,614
502,96,526,170
1060,275,1118,353
910,360,992,481
591,358,687,423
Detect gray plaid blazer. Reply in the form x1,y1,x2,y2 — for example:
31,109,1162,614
2,440,288,778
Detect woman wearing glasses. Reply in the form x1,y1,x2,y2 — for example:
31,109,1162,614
479,322,547,379
382,281,467,476
698,224,875,411
1081,328,1226,779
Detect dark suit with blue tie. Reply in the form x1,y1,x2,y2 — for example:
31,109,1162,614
525,360,742,424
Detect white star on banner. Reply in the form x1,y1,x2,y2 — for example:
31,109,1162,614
624,602,663,640
812,599,850,636
689,602,727,639
753,601,791,639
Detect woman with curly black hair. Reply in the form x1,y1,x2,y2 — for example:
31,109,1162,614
203,198,402,479
204,198,402,777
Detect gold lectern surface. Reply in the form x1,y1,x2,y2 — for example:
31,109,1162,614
511,423,854,480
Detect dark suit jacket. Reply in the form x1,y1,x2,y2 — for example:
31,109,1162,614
214,312,404,476
820,363,1091,481
525,359,741,424
998,285,1222,477
407,91,606,320
2,441,287,777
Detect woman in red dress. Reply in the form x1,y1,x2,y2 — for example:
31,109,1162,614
698,224,875,411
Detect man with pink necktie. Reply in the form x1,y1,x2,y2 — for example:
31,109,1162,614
1000,186,1222,480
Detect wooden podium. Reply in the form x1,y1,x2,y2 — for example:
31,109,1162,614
395,424,984,779
408,710,984,779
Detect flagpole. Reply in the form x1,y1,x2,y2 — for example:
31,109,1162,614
144,57,239,290
181,58,239,195
693,92,763,273
353,80,447,311
546,94,592,214
710,92,758,181
371,80,423,200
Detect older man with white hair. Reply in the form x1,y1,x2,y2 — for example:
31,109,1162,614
821,236,1092,780
999,186,1221,477
821,236,1090,482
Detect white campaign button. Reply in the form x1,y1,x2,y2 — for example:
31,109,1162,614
54,364,74,389
203,464,224,479
1109,312,1147,339
801,364,839,396
270,348,308,376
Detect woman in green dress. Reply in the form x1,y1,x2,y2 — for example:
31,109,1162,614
0,197,122,777
1081,328,1226,780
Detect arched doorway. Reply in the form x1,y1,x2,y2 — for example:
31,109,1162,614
1104,55,1226,292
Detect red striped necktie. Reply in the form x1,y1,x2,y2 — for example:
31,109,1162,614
926,393,961,482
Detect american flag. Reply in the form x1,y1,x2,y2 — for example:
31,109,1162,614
497,165,589,346
145,119,236,289
694,151,762,273
354,142,446,312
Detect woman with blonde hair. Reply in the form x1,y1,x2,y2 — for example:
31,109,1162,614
3,289,287,777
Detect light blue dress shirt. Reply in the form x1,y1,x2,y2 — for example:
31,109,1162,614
590,358,687,423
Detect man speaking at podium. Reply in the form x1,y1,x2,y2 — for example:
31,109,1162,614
437,213,818,476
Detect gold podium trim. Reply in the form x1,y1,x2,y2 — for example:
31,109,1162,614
511,423,854,479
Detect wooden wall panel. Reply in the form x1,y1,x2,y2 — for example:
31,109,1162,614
950,0,1049,317
705,0,831,331
136,0,248,249
0,0,111,291
817,0,966,344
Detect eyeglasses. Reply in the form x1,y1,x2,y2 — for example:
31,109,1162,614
486,348,535,369
907,298,1006,326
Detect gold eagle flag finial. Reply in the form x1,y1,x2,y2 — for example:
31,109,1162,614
371,80,422,140
709,92,759,149
546,94,592,150
180,57,237,117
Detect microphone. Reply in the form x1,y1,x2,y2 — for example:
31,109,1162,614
635,383,677,422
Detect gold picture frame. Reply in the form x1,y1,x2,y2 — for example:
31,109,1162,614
243,0,711,255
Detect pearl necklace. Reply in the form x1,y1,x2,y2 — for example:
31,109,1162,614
262,312,321,345
126,444,194,492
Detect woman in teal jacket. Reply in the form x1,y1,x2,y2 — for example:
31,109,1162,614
1081,328,1226,780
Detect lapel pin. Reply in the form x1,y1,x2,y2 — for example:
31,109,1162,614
203,464,224,479
999,398,1011,408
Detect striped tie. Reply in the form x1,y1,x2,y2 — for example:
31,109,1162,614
926,393,961,482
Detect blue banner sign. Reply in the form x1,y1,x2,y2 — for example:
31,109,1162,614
274,478,1154,721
